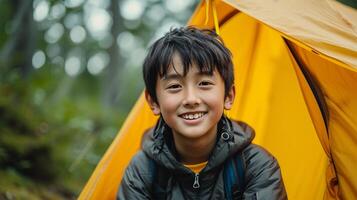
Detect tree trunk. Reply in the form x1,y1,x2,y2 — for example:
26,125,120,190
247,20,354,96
101,0,124,107
0,0,36,78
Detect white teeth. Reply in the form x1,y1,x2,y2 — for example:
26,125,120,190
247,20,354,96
182,112,205,120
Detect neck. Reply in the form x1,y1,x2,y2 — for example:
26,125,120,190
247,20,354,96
172,126,218,165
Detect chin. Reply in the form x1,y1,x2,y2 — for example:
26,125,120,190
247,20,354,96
175,127,212,139
181,131,206,139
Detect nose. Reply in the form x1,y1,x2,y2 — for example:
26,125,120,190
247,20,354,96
182,86,201,107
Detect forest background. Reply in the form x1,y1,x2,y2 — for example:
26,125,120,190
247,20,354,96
0,0,198,199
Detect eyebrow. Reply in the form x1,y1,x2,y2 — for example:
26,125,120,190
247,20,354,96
161,73,182,80
161,71,213,80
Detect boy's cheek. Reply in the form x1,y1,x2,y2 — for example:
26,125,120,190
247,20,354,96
158,94,179,105
159,100,179,112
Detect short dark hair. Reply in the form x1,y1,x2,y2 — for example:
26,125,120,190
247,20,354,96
143,26,234,104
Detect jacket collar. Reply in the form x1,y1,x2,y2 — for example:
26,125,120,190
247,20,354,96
142,116,255,173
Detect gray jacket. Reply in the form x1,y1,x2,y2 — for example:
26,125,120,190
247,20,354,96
118,117,287,199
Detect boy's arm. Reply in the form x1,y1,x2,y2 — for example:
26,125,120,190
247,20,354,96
242,144,287,200
117,151,152,200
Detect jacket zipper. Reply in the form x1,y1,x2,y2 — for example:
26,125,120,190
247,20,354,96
193,173,200,189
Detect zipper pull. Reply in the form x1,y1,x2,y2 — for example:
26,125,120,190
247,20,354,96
193,173,200,189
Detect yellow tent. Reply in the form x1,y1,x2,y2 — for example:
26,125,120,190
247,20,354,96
79,0,357,199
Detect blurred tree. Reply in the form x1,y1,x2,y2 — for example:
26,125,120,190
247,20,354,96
102,0,124,107
0,0,35,78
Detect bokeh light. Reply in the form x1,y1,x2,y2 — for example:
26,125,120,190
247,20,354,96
45,23,65,44
33,0,50,22
64,0,85,8
164,0,193,13
120,0,146,20
32,50,46,69
85,7,112,40
87,51,110,75
50,3,66,19
70,25,87,43
65,56,81,76
146,5,165,23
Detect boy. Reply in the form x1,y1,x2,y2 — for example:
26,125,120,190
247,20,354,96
117,27,287,199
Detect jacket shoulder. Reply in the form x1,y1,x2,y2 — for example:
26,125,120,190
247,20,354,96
241,144,287,199
126,150,153,180
242,143,278,176
117,151,154,199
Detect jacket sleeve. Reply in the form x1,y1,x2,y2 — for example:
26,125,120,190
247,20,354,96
242,144,288,200
117,151,153,200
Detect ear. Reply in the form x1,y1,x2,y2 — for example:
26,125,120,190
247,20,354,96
224,85,235,110
145,90,160,115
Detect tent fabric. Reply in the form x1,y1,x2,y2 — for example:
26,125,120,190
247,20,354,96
288,42,357,199
223,0,357,68
79,1,357,199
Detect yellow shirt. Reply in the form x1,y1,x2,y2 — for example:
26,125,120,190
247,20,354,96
184,161,208,174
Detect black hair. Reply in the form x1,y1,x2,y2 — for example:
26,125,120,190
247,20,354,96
143,26,234,104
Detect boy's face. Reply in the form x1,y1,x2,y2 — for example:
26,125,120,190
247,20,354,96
146,53,235,140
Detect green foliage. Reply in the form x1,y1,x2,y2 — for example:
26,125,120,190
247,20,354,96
0,70,123,198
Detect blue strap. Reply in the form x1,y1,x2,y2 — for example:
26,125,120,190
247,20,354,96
149,159,168,199
224,158,235,199
233,152,245,199
149,158,157,189
224,151,245,200
236,153,245,190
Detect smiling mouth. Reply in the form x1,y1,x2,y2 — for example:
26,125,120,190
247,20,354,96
179,112,207,120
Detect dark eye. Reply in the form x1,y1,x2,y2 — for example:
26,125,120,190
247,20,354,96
199,81,213,86
166,84,181,91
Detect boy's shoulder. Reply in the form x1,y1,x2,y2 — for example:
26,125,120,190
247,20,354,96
239,143,286,198
241,143,281,177
118,151,156,199
242,143,276,162
228,120,281,178
122,150,154,189
127,150,152,173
